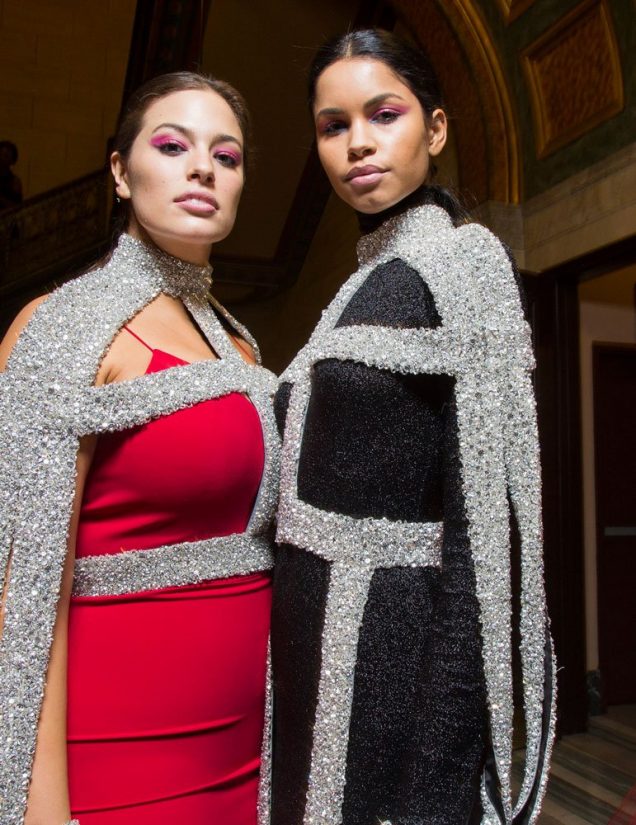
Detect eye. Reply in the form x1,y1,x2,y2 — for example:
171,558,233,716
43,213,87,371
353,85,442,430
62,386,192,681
151,137,187,155
371,108,402,125
318,119,347,137
215,150,241,168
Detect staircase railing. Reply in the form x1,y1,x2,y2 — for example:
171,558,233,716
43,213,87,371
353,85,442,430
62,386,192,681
0,168,112,330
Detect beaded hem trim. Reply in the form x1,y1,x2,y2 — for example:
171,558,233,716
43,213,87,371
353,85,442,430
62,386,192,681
0,234,280,824
277,205,554,824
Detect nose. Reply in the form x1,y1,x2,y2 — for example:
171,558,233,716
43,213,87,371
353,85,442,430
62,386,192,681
188,150,215,184
347,120,376,161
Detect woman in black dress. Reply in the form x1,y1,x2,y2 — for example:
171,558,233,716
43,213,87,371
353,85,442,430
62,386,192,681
271,29,555,825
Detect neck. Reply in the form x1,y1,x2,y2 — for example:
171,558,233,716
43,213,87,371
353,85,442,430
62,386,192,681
355,185,428,234
356,183,461,234
127,222,212,267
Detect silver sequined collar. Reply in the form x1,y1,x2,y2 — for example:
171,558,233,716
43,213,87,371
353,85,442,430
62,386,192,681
355,202,453,267
114,232,213,300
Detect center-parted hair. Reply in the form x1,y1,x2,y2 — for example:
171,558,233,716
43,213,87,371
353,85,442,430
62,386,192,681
115,71,252,170
308,28,469,225
109,71,252,239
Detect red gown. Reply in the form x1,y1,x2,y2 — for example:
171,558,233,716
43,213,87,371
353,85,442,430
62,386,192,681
67,331,271,824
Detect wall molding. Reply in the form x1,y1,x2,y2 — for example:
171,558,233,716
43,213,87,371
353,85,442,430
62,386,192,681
472,141,636,272
495,0,536,25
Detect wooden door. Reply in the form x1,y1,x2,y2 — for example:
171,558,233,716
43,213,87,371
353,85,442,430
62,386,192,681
523,272,587,733
594,344,636,705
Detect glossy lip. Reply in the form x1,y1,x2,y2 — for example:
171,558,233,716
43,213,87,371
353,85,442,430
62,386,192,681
344,164,385,182
174,191,219,214
344,164,387,190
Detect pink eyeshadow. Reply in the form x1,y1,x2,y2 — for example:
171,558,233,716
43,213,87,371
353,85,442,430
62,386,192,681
150,135,187,148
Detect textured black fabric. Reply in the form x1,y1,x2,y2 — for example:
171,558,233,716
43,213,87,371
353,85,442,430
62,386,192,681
336,258,441,329
341,566,440,824
271,546,331,825
297,362,450,521
274,381,292,437
392,399,487,825
297,258,449,521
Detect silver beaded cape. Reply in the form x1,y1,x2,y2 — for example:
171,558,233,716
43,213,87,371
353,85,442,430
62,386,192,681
276,204,556,824
0,234,280,825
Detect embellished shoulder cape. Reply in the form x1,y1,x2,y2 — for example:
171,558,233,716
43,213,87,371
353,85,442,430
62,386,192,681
272,204,555,825
0,234,280,824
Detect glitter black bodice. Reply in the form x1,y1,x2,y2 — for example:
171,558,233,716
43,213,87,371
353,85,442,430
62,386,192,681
295,258,451,522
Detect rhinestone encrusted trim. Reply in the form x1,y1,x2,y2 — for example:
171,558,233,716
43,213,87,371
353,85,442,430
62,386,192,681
0,234,279,825
277,205,555,824
257,641,273,825
278,495,443,567
73,534,274,596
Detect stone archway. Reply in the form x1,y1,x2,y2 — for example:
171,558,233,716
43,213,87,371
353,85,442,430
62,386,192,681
390,0,521,205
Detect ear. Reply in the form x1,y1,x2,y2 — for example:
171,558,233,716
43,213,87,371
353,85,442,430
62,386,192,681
427,108,447,157
110,151,131,200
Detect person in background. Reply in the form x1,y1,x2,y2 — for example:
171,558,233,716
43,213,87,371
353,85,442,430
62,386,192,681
0,139,23,208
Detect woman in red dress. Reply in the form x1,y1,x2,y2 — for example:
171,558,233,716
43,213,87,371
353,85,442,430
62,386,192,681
0,73,278,825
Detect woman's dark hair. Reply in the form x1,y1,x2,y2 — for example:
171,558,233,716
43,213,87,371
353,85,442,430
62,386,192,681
112,71,252,235
308,29,469,225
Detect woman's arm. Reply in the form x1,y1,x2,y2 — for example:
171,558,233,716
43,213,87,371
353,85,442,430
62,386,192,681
0,296,48,368
1,301,96,825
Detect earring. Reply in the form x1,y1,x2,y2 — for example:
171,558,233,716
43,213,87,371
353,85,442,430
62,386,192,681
115,195,121,204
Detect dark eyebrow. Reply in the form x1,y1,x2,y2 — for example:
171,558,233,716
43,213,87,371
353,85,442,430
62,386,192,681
151,123,242,148
364,92,406,107
214,132,243,149
316,93,406,119
315,107,344,118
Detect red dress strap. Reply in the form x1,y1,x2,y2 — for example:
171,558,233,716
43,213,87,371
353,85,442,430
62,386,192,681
124,325,153,351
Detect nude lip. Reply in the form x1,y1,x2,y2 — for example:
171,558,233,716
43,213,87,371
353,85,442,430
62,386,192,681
344,164,386,188
174,191,219,215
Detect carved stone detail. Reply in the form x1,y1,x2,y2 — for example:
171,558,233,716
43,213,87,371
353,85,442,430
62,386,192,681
521,0,624,159
391,0,521,204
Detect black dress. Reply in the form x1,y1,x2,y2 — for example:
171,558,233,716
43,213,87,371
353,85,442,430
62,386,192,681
271,201,555,825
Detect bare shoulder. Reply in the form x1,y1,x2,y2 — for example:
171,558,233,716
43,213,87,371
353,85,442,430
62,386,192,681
0,295,49,371
230,333,258,365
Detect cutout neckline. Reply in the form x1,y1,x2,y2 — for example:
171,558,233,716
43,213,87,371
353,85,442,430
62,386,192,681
123,324,218,370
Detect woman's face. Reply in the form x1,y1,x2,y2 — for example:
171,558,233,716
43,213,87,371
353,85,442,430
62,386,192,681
111,88,245,264
313,58,447,214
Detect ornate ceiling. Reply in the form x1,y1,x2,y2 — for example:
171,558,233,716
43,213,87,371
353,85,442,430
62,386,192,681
1,0,632,321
